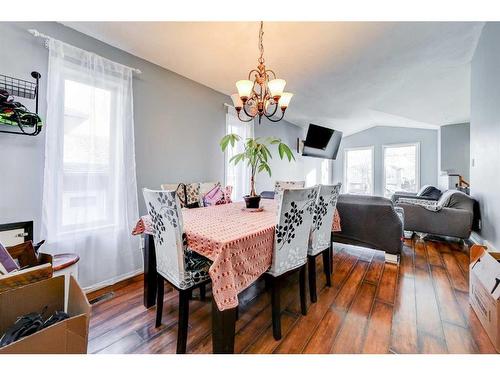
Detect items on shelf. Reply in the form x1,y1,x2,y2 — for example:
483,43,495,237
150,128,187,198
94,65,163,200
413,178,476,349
0,71,43,136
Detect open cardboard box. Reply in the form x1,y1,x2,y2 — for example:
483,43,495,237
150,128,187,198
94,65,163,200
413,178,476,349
469,244,500,353
0,275,90,354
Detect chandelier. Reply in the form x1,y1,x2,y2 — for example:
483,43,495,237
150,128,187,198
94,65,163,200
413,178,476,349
231,22,293,124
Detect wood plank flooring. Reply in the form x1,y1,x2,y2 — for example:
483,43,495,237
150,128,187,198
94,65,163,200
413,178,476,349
88,237,497,354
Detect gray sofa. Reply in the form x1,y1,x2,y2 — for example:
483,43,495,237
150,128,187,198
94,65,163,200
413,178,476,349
332,194,404,261
395,190,475,239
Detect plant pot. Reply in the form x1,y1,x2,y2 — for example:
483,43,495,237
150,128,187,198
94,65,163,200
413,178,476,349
244,195,261,209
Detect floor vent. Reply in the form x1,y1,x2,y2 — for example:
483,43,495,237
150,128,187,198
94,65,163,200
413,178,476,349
90,292,115,305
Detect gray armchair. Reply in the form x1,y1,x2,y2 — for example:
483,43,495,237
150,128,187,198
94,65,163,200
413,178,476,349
396,190,474,239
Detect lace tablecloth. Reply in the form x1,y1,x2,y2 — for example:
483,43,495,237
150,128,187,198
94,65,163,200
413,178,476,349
132,201,341,310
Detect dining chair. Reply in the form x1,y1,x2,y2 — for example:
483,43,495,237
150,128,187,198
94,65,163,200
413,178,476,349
307,183,342,303
267,186,318,340
142,188,212,354
274,180,306,193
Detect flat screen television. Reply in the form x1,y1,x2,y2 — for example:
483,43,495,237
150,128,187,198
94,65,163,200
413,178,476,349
302,124,343,160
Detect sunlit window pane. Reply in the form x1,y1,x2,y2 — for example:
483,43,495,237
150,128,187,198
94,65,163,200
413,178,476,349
383,144,419,197
60,79,114,231
344,148,373,195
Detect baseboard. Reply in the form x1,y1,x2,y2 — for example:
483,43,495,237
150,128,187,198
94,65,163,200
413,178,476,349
85,270,144,300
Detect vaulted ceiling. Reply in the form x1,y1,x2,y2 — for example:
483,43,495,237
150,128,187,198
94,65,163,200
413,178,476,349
63,22,484,134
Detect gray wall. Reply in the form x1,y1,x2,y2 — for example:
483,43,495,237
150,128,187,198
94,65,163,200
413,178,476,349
253,117,305,193
471,22,500,250
440,122,470,181
332,126,438,196
0,21,229,240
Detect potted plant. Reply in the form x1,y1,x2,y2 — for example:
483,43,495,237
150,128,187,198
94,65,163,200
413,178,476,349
220,134,295,209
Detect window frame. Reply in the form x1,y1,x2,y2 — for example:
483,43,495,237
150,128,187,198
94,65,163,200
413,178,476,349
343,145,375,195
382,142,421,198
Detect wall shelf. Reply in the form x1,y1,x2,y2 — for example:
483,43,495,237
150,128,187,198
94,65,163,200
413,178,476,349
0,71,42,136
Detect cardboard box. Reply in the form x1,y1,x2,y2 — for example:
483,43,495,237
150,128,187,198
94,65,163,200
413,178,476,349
0,275,90,354
469,244,500,353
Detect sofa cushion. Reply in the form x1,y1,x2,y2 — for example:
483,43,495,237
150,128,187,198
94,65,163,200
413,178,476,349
438,190,474,211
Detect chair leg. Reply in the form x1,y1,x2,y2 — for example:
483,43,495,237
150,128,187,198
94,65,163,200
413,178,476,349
177,289,190,354
199,284,206,300
330,243,334,270
299,265,308,315
308,257,317,303
322,249,332,287
271,277,282,340
155,275,164,328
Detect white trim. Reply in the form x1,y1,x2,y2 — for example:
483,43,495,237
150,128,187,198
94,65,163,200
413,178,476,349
343,145,375,195
83,268,143,293
382,142,420,198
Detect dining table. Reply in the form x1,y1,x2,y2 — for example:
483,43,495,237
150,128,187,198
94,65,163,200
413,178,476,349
132,198,342,353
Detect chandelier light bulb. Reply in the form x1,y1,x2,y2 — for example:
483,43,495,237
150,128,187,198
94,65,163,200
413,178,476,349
268,79,286,99
236,80,254,101
231,93,243,109
278,92,294,109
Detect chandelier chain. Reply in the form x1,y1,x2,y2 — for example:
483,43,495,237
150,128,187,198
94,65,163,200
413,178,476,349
258,21,264,63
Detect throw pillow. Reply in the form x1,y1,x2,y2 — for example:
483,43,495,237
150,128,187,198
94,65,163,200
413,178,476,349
417,185,442,200
174,183,201,208
203,185,224,206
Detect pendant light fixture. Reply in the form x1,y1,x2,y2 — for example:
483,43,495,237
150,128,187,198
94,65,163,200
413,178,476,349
231,22,293,124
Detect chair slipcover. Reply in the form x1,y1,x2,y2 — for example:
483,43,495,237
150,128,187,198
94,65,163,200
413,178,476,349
268,187,318,276
143,189,211,289
308,183,342,256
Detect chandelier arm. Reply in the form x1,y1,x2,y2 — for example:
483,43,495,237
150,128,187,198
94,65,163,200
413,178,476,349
242,102,255,118
247,69,260,81
265,69,277,79
265,110,286,123
237,111,256,122
263,101,279,118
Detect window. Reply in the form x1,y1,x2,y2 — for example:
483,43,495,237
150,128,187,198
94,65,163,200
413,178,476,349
225,107,254,200
383,143,420,197
42,38,140,289
60,78,116,232
344,147,374,195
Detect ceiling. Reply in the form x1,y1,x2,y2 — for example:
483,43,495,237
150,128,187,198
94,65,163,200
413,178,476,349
62,22,485,135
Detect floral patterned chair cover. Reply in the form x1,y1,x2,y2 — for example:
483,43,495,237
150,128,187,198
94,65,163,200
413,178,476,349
274,180,306,193
268,186,318,276
142,188,211,290
308,183,342,256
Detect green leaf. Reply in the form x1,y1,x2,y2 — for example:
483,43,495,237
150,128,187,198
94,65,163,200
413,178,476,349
278,142,295,162
258,162,272,177
278,143,285,159
220,133,240,151
229,153,245,165
270,138,281,145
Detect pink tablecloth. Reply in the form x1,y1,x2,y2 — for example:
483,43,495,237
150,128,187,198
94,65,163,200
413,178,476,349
183,201,276,310
132,202,342,311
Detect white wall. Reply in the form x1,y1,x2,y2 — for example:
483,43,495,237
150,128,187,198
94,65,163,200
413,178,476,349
332,126,439,196
440,122,470,181
253,118,330,193
471,22,500,250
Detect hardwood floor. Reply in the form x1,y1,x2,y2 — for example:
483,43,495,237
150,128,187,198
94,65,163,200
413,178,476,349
88,237,497,354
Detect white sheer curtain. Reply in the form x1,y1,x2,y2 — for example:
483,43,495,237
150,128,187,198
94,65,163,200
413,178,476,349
225,107,254,201
42,38,141,290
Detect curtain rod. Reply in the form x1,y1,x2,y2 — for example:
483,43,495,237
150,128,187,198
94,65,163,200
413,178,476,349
28,29,142,75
